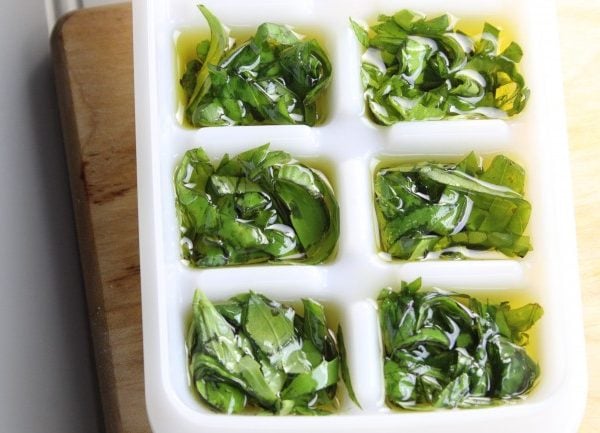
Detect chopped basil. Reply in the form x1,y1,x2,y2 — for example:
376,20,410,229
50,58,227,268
175,144,339,267
188,290,358,414
374,152,532,260
378,279,542,410
182,6,332,127
350,10,529,124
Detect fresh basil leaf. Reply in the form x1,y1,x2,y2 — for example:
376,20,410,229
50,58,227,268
375,153,532,260
237,355,279,407
196,39,210,62
350,18,370,49
243,293,311,375
302,299,327,353
433,373,470,408
475,22,500,56
479,154,526,194
191,290,237,351
385,359,416,405
187,290,354,414
487,336,539,398
501,41,524,63
175,144,339,267
186,5,230,120
182,7,331,127
281,359,339,400
180,60,202,99
392,10,424,31
351,10,529,124
254,23,300,46
337,326,361,408
501,302,544,345
195,379,247,414
379,280,542,410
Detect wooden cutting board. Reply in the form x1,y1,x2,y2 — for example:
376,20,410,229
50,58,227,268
51,4,147,433
51,2,600,433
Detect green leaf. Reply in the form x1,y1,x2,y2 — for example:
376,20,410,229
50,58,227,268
302,299,327,352
385,359,416,405
487,336,539,397
350,18,369,49
191,290,236,347
237,355,279,407
186,5,230,117
196,39,210,61
274,168,339,264
456,151,482,177
281,359,339,400
501,42,524,63
433,373,470,408
337,326,361,408
182,8,331,127
374,154,532,260
187,291,351,414
378,282,542,410
244,293,296,356
180,60,202,99
502,302,544,345
243,293,311,375
479,155,526,195
254,23,300,46
352,10,528,124
174,144,339,267
195,379,247,414
393,10,424,31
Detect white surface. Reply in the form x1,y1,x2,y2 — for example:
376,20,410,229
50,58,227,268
134,0,587,432
0,0,102,432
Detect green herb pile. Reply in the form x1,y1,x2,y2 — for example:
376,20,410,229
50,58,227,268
374,152,532,260
351,10,529,124
187,290,359,414
175,144,339,267
379,279,543,410
181,6,332,127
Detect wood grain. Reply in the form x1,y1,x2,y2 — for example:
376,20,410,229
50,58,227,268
558,1,600,432
50,2,599,432
51,4,148,433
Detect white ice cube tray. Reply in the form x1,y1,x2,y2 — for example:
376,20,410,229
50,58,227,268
133,0,587,431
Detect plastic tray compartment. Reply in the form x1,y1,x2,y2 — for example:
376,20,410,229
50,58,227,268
133,0,587,432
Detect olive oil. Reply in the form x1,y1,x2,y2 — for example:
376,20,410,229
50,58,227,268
174,28,206,126
453,15,520,52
